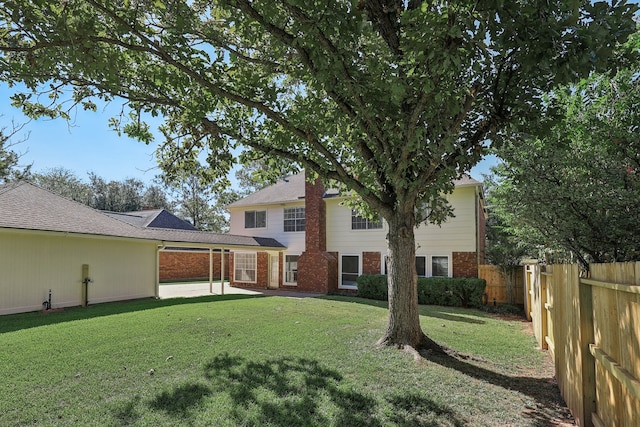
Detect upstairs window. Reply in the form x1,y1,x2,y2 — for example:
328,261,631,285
283,207,305,232
245,210,266,229
351,210,382,230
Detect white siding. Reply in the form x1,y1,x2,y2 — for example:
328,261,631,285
0,230,157,315
228,201,306,253
326,186,477,254
326,200,388,254
414,186,478,253
327,186,478,279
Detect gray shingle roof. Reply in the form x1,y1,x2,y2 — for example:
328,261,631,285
227,172,307,208
227,172,481,208
0,181,284,249
104,209,198,231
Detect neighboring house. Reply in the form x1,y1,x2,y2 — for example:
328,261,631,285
0,181,284,315
104,209,228,282
227,171,486,294
104,209,198,231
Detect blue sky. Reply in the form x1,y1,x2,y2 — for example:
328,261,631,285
0,83,163,184
0,82,497,185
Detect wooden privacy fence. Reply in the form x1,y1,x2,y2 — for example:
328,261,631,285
478,264,524,305
526,263,640,427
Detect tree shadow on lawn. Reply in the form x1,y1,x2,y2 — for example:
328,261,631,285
418,307,486,324
421,349,571,425
0,294,261,334
320,295,487,324
199,353,467,427
149,383,213,417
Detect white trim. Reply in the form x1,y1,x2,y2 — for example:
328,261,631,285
339,253,361,289
233,251,258,283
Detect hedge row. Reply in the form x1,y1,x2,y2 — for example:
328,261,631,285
356,274,487,307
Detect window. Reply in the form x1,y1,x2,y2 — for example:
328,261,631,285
284,255,299,284
234,252,257,283
341,255,360,287
283,207,305,232
244,210,266,229
351,210,382,230
415,256,426,277
383,256,426,277
432,256,449,277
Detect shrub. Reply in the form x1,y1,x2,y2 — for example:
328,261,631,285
357,275,486,308
356,274,387,301
417,277,486,307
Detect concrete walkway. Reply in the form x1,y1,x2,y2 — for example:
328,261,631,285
158,281,322,299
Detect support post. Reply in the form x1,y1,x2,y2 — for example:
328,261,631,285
221,248,225,295
209,248,213,294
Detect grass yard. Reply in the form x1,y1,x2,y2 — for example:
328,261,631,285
0,295,571,426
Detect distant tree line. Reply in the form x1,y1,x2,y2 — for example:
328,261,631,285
0,131,273,233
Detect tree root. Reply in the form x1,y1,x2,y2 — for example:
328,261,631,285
376,332,447,357
377,332,486,363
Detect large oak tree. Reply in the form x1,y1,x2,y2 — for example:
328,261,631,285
0,0,636,351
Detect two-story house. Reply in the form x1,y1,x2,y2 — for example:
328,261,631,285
226,171,486,294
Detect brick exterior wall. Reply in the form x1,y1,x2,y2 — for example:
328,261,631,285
303,175,327,252
159,251,229,282
229,251,270,289
452,251,478,278
362,251,381,275
297,173,338,293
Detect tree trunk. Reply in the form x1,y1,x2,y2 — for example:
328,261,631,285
378,210,442,352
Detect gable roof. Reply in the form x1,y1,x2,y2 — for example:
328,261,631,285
104,209,198,231
0,181,284,249
0,181,149,238
227,172,482,208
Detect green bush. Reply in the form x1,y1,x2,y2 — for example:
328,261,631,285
356,274,388,301
357,275,486,308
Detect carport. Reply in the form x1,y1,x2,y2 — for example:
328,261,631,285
148,229,286,298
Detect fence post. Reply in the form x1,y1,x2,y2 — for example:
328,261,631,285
578,268,596,427
525,265,533,321
540,267,549,350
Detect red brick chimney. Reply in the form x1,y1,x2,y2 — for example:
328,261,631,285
296,171,337,293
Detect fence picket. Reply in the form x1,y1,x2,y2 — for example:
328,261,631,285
525,262,640,427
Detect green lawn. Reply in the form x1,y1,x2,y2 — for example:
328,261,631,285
0,295,569,426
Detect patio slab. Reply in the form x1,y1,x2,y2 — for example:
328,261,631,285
158,281,322,299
